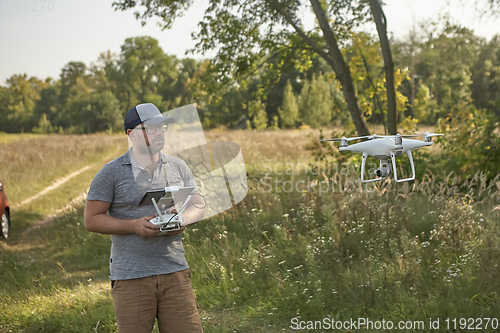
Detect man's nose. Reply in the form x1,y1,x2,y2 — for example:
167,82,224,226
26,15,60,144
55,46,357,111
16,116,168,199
152,130,164,137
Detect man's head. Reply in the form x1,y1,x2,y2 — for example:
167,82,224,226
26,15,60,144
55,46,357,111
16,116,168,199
125,103,175,155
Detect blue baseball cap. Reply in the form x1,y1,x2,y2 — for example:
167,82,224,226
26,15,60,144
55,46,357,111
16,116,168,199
124,103,175,133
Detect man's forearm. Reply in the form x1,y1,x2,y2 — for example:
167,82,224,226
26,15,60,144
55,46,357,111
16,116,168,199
181,206,205,226
85,214,136,235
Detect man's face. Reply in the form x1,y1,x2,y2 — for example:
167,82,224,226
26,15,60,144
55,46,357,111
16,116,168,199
129,123,167,155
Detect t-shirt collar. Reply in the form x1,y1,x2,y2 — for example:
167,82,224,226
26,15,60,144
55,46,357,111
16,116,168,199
122,148,168,167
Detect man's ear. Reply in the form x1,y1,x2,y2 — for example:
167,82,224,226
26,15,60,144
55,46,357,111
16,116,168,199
127,129,135,141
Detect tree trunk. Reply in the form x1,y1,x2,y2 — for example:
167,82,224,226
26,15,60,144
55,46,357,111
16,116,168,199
309,0,370,137
410,48,415,118
368,0,397,135
408,26,417,118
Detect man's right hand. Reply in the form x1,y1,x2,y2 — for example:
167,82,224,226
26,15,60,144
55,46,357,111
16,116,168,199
134,215,161,237
85,201,161,236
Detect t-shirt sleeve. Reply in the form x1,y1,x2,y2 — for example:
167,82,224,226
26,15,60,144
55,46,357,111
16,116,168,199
87,163,115,202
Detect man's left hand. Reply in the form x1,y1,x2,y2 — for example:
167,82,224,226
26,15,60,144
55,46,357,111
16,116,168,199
166,224,186,235
166,208,186,235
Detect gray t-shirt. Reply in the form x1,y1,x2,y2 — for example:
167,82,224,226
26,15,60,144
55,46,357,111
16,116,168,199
87,149,198,280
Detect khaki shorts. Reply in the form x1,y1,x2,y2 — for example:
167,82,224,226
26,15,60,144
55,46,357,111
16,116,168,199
111,269,203,333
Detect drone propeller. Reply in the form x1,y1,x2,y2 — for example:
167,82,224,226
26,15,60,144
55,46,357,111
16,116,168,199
319,136,366,142
375,134,421,138
414,131,444,137
319,134,381,142
319,138,343,142
414,131,444,142
319,135,377,148
320,133,423,142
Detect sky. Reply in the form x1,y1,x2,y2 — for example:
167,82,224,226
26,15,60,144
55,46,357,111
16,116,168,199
0,0,499,85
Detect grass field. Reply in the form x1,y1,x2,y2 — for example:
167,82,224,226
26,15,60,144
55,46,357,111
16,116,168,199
0,133,47,145
1,130,500,332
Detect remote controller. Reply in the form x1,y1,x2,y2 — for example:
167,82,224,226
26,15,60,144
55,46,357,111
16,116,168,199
149,214,183,232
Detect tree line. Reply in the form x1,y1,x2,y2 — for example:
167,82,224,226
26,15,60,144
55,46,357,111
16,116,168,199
0,17,499,134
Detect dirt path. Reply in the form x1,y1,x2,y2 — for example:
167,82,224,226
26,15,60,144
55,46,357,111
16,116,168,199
13,149,120,210
24,192,88,234
18,148,122,234
13,165,94,209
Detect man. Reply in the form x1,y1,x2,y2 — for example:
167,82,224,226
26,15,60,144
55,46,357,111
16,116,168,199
84,103,205,333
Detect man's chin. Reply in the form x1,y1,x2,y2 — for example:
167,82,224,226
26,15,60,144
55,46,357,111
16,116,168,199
149,141,164,153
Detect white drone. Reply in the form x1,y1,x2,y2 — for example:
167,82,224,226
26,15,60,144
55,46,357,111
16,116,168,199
320,132,443,183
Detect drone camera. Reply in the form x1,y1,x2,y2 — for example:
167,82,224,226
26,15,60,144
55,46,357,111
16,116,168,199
374,164,392,178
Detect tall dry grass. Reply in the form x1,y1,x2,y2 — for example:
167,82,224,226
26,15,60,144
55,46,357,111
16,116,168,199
0,134,127,203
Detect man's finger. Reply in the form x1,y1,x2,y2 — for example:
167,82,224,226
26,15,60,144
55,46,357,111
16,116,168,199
147,229,160,235
145,222,160,230
143,227,160,236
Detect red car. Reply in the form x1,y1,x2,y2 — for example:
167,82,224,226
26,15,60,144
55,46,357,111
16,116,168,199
0,180,10,239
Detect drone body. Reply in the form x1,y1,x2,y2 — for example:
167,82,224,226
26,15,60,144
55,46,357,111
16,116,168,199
320,132,442,183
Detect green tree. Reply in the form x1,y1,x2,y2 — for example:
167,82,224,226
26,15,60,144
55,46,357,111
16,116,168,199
412,83,438,124
438,105,500,178
278,81,299,128
470,35,500,118
248,97,268,129
66,77,92,131
0,74,48,132
32,113,56,134
298,73,333,128
33,84,60,129
392,18,482,125
392,26,422,119
60,62,87,106
113,0,372,136
169,58,204,108
116,37,179,110
88,51,119,94
202,88,246,128
346,33,386,125
0,86,9,132
416,19,481,121
70,91,123,133
57,62,89,128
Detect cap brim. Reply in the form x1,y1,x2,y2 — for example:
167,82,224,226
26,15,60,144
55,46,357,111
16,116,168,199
143,116,175,125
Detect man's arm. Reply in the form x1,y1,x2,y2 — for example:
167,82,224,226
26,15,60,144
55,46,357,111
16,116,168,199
165,190,204,236
179,190,206,226
84,200,160,237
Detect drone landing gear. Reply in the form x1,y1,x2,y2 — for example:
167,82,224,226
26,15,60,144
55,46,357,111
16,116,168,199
361,153,415,183
390,150,415,183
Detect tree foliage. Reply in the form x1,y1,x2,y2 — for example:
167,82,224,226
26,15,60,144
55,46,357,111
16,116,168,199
0,75,48,132
1,12,500,142
113,0,373,136
248,97,268,129
471,35,500,118
298,73,333,128
278,81,299,128
438,106,500,177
